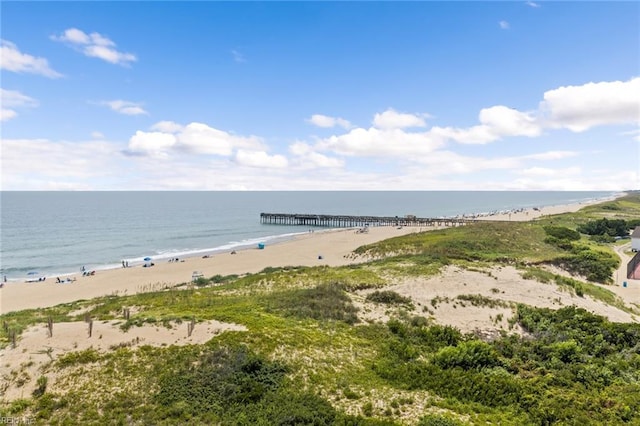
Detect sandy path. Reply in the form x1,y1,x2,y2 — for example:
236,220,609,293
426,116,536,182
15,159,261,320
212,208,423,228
598,242,640,307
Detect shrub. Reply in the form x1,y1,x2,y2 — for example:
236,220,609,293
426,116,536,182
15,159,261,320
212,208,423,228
589,234,615,243
577,218,628,237
32,375,48,398
365,290,413,307
456,294,508,309
361,401,374,417
418,414,464,426
544,226,581,241
544,236,575,251
210,274,238,284
552,249,618,283
434,341,501,370
193,277,209,287
56,348,101,367
264,282,359,324
155,346,288,417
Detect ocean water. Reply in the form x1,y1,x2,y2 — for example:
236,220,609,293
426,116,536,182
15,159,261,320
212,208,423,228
0,191,616,281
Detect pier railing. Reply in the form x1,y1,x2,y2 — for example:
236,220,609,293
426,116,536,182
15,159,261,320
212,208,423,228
259,213,477,228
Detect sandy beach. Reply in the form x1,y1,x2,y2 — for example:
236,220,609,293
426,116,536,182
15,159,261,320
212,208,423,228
0,196,627,314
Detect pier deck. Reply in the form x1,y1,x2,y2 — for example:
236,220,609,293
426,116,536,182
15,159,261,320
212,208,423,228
260,213,476,228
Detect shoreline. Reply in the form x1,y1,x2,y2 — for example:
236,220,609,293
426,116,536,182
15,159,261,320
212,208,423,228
2,192,621,282
0,194,624,314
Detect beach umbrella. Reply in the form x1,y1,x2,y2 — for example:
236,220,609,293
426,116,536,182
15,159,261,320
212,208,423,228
144,257,152,261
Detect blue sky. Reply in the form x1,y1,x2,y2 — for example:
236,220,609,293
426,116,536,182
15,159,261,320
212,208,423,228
1,1,639,190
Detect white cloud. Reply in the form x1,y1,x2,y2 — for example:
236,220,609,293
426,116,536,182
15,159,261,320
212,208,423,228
52,28,136,66
102,100,148,115
289,142,344,169
1,137,634,191
127,121,265,157
150,121,184,133
0,88,38,121
1,138,123,190
478,106,540,137
372,108,430,129
526,1,541,8
180,123,264,155
307,114,352,129
91,131,105,139
235,150,288,168
231,49,246,63
523,151,577,161
0,40,63,78
517,166,581,177
1,109,17,122
430,124,496,145
409,150,522,175
508,170,635,191
1,88,38,108
431,106,540,144
430,78,639,143
128,131,177,158
540,77,640,132
621,129,640,142
412,149,580,176
179,123,235,156
316,126,444,158
499,21,510,30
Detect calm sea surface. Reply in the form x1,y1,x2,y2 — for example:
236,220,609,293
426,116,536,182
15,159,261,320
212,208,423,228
0,191,615,280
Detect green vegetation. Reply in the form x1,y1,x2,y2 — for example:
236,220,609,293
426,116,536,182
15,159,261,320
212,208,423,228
577,218,633,237
153,345,339,424
455,294,510,309
373,306,640,424
1,194,640,424
366,290,414,307
355,217,621,284
543,225,581,241
263,282,360,324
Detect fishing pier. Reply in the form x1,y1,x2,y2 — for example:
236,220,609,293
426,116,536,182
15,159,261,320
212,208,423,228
260,213,476,228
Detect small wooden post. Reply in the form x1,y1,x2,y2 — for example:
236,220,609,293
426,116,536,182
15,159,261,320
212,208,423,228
83,313,93,338
187,318,195,337
9,329,16,349
47,315,53,338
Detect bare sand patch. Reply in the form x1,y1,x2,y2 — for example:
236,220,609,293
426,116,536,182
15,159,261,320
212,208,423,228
357,266,637,335
0,319,246,401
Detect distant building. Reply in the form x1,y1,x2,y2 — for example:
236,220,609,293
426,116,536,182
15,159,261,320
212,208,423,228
632,226,640,251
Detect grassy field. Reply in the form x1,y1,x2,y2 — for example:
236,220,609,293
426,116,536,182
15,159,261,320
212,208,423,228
1,194,639,425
